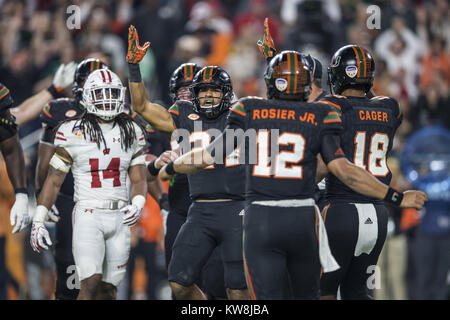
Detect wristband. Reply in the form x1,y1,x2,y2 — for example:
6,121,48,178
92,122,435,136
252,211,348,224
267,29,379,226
147,160,161,176
383,187,404,206
14,188,27,194
128,63,142,82
165,161,176,176
34,205,49,223
131,194,146,210
47,84,64,98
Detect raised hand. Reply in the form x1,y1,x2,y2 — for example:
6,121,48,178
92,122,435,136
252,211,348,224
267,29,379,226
257,18,276,61
126,25,150,64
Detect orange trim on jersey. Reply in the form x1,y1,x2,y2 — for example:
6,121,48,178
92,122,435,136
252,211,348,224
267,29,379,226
168,109,179,116
0,89,9,100
243,253,256,300
43,108,53,118
321,204,331,223
231,107,246,117
323,118,341,123
318,100,341,111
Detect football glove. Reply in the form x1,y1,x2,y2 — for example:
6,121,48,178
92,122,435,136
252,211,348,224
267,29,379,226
52,61,77,91
122,195,146,227
257,18,276,61
126,25,150,64
30,221,52,253
159,193,169,235
10,193,30,233
47,204,60,223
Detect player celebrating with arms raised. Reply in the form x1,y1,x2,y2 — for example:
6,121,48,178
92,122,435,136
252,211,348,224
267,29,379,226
30,69,147,300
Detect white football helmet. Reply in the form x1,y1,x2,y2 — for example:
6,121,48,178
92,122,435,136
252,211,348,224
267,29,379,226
82,69,126,120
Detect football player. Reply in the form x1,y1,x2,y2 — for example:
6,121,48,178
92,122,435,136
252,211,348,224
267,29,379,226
126,25,248,300
35,58,108,300
0,83,29,233
146,62,227,299
158,50,427,299
30,69,147,300
318,45,407,300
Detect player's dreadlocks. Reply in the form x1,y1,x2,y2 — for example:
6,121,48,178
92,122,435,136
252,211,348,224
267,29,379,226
74,111,145,151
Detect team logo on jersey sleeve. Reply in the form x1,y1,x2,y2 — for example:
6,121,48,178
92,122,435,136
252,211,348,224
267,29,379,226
275,78,288,91
72,126,84,138
65,109,77,118
188,113,200,120
345,66,358,78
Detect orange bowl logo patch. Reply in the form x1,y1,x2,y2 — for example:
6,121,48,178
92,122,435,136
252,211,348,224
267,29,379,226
188,113,200,120
65,109,77,118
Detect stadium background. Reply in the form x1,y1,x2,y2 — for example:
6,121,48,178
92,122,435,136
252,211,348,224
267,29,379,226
0,0,449,300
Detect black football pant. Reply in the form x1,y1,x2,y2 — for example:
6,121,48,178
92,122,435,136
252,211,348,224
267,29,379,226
54,193,79,300
320,202,388,299
243,203,321,300
165,206,227,299
168,200,246,292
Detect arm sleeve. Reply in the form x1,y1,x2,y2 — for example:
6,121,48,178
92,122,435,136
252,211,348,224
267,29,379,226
320,104,343,137
40,124,56,145
320,133,346,165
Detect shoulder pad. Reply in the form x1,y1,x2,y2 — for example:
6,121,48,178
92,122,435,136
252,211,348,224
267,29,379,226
316,95,345,116
0,83,14,111
40,98,81,128
370,96,402,118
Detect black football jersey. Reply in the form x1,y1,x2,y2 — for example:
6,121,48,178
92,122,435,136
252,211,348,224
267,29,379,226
40,98,83,196
226,97,343,202
318,95,402,203
169,100,245,201
0,84,17,142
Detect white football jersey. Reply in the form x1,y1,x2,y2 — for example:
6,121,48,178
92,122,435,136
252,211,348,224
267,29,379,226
55,119,145,203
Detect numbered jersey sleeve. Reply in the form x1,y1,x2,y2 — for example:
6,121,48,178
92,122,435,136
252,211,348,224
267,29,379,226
0,83,13,111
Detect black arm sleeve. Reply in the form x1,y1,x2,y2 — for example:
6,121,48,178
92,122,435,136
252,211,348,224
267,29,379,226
320,133,346,165
41,126,56,144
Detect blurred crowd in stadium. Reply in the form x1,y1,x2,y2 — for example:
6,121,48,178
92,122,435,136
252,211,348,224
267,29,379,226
0,0,448,300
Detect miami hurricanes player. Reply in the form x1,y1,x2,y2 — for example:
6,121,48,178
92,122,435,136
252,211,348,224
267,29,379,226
158,50,427,299
0,83,29,233
30,69,147,300
318,45,408,300
126,25,248,300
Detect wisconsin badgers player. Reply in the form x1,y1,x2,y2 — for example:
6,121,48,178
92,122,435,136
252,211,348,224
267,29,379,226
30,69,147,300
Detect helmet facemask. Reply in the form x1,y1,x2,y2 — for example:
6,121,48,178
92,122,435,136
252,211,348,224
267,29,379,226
82,70,126,121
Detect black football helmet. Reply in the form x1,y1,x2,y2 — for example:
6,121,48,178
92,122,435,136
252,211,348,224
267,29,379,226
190,66,233,119
264,50,311,101
168,63,201,103
328,44,375,95
72,58,108,101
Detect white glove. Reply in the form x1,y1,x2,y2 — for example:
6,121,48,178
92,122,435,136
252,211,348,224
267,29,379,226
160,208,168,235
47,204,60,223
52,61,77,89
122,195,146,227
10,193,30,233
30,222,52,253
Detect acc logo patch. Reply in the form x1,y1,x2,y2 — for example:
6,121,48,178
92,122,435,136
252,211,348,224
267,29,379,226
72,126,84,138
65,109,77,118
345,66,358,78
188,113,200,120
275,78,288,92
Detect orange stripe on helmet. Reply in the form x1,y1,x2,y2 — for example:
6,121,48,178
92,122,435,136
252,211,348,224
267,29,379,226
358,46,367,77
351,46,360,78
